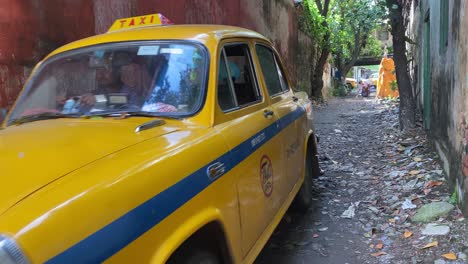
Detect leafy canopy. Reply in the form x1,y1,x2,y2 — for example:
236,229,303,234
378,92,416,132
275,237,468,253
300,0,385,71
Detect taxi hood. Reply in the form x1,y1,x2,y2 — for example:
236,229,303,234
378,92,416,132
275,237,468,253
0,118,177,215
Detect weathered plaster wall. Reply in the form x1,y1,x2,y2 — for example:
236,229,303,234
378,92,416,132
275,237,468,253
413,0,468,213
458,1,468,209
0,0,314,110
0,0,95,109
407,0,421,107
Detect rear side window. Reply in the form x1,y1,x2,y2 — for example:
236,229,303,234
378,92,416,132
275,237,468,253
217,43,261,111
255,45,289,96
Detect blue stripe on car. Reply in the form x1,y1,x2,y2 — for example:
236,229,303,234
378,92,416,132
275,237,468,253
45,107,305,264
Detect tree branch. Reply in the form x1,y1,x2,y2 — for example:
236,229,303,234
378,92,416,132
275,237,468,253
323,0,331,17
315,0,323,14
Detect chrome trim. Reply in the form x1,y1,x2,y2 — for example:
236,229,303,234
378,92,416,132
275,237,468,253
206,162,225,180
135,119,165,133
0,235,29,264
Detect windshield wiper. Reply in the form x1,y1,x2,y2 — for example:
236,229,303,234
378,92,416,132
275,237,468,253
10,112,82,125
87,111,182,120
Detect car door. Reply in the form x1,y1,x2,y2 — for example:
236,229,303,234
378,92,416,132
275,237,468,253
213,41,285,256
254,43,305,197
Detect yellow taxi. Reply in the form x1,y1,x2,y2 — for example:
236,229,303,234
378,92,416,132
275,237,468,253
345,78,357,89
0,14,320,263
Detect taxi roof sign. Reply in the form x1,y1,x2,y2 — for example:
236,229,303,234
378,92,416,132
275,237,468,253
108,13,172,32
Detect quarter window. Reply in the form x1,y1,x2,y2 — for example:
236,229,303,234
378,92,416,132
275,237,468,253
255,45,289,96
217,43,261,111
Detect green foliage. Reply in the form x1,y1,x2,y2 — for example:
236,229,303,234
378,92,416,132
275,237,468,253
360,32,383,57
300,0,328,47
300,0,386,77
449,189,458,205
390,80,398,91
330,0,385,70
331,80,348,97
299,0,388,97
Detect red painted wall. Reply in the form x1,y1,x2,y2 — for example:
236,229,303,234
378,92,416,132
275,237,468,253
0,0,309,109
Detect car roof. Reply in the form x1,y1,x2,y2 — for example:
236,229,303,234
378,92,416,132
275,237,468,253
48,25,270,58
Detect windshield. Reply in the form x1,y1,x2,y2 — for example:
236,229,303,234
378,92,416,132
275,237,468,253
8,41,207,125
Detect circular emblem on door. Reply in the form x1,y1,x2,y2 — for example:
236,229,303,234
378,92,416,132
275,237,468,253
260,155,273,197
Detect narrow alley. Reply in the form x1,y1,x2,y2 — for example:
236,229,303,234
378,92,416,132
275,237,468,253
256,95,468,264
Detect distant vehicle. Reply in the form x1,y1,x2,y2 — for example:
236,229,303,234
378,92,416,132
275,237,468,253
368,72,379,91
346,77,357,89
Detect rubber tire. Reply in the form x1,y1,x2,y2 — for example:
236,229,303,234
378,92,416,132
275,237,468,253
310,143,321,179
168,248,220,264
293,146,319,212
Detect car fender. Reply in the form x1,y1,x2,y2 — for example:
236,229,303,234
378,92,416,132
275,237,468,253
302,129,317,177
151,207,231,263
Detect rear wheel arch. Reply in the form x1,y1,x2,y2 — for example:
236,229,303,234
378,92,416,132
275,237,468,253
304,132,320,174
306,133,318,157
293,132,320,211
166,221,233,264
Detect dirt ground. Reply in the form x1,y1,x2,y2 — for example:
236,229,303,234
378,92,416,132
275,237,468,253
256,95,468,264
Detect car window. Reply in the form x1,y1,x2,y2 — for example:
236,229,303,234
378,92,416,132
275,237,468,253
217,51,237,110
217,43,261,111
255,45,289,96
8,41,207,124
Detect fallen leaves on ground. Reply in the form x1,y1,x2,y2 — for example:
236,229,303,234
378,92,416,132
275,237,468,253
403,230,413,238
371,252,387,257
376,243,383,249
425,181,443,188
441,252,457,260
421,241,438,249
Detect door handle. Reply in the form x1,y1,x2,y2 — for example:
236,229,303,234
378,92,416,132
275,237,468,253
263,109,274,119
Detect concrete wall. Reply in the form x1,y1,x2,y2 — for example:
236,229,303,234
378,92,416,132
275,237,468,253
0,0,314,110
410,0,468,213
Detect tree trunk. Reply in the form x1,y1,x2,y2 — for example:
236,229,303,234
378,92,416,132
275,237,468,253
387,0,416,130
311,45,330,98
310,0,331,99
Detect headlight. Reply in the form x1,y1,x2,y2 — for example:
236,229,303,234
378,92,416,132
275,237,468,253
0,235,28,264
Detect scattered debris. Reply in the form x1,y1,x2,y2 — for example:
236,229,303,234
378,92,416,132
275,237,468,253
342,202,360,219
401,198,417,210
256,97,467,264
421,223,450,236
